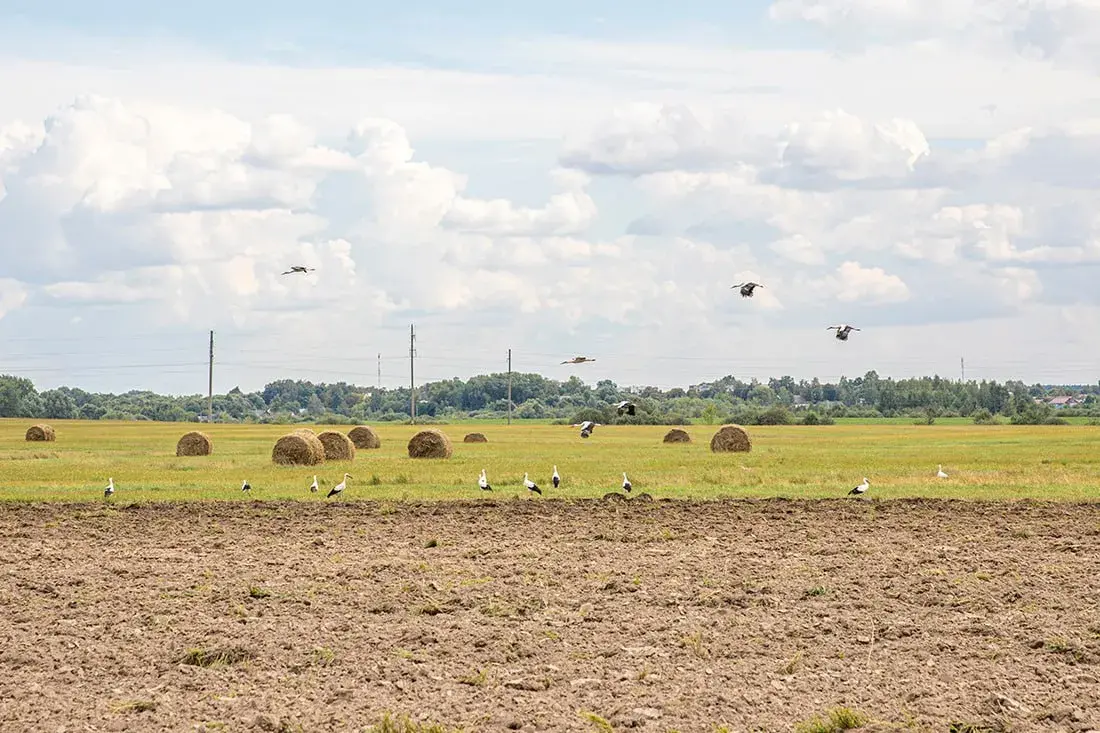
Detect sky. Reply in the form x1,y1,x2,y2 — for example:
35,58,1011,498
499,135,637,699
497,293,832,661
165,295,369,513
1,0,1099,396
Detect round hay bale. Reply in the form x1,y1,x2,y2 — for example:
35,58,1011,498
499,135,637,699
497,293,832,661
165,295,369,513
347,425,381,449
176,430,213,456
710,424,752,453
25,424,56,442
317,430,356,461
407,429,453,459
663,428,691,444
463,432,488,443
292,427,316,436
272,432,325,466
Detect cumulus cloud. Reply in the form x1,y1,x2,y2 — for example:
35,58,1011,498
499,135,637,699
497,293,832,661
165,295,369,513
768,0,1100,68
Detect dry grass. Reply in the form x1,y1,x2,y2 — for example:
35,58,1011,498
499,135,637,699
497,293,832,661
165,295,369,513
317,430,355,461
408,429,453,459
25,424,55,442
348,425,381,450
663,428,692,444
710,424,752,453
272,432,325,466
175,430,212,457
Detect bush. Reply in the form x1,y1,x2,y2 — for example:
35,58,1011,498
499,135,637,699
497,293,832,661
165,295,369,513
757,406,794,425
972,408,997,425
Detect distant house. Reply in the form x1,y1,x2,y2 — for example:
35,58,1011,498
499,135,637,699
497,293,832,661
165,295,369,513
1047,396,1081,409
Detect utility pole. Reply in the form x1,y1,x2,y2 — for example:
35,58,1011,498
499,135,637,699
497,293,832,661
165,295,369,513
409,324,417,424
961,357,965,383
207,330,214,423
377,352,381,389
507,348,512,425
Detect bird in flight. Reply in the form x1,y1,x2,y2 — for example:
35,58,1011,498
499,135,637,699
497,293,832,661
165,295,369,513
478,468,492,492
561,356,595,365
827,325,860,341
523,472,542,496
615,400,636,416
282,266,316,275
574,420,600,438
731,282,764,298
327,473,352,499
848,477,869,496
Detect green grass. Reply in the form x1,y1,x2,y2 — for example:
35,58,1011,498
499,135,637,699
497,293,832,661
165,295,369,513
1,418,1098,502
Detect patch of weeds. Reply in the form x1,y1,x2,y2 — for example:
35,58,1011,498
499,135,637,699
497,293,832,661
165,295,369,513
366,712,463,733
680,630,710,659
635,663,652,680
394,648,415,660
424,538,438,548
459,668,488,687
780,651,803,675
369,474,382,485
1042,637,1089,663
111,699,157,714
803,586,829,599
795,708,868,732
178,646,256,668
394,475,411,485
948,722,1008,733
312,647,336,667
578,711,614,733
247,585,271,599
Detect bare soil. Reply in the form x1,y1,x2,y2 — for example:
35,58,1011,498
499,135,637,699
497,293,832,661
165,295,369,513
2,498,1099,732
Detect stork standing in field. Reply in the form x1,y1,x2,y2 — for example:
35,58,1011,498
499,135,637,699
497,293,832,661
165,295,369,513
104,478,115,499
327,473,351,499
241,479,252,494
731,282,764,298
848,477,869,496
552,465,561,489
621,472,632,494
937,465,949,479
523,472,542,496
478,468,492,492
282,265,315,275
309,475,319,493
827,324,861,341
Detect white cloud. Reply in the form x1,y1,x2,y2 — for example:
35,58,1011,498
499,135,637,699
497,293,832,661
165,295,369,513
2,18,1100,392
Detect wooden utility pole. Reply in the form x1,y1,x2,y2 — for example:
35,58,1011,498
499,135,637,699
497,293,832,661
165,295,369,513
961,357,965,382
207,330,214,423
377,352,381,389
507,348,512,425
409,324,417,424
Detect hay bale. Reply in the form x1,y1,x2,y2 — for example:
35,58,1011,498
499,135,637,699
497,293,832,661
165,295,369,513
663,428,691,444
272,431,325,466
317,430,356,461
463,432,488,443
710,424,752,453
176,431,213,456
407,429,453,459
25,424,56,442
347,425,381,449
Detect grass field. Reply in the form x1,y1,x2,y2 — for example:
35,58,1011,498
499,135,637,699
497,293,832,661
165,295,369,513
2,418,1098,502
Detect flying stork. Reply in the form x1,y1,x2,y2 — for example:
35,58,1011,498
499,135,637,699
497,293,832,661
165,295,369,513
731,282,764,298
827,325,861,341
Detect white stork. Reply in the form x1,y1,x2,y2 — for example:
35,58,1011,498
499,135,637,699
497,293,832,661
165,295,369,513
827,325,861,341
621,472,632,493
104,478,115,499
848,477,869,496
478,468,492,492
552,465,560,489
327,473,352,499
523,472,542,496
731,282,764,298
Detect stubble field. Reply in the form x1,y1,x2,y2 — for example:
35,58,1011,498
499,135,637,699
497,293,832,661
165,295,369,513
1,420,1098,731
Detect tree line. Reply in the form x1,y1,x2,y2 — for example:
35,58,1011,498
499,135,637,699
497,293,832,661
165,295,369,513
2,371,1097,426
